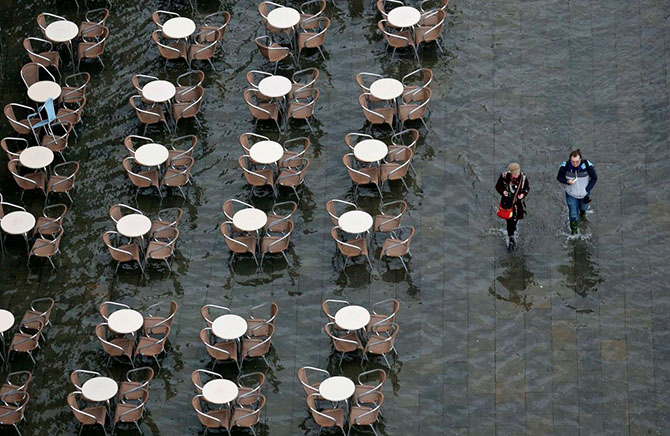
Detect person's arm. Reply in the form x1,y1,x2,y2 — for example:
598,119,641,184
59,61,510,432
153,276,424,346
556,164,568,184
585,161,597,193
519,175,530,198
495,173,506,196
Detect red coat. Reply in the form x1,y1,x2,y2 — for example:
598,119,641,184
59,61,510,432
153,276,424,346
496,172,530,220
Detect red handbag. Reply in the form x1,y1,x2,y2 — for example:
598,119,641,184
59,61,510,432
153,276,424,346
497,173,522,219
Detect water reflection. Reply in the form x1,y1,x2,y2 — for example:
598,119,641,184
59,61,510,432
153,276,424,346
489,254,536,311
558,237,603,298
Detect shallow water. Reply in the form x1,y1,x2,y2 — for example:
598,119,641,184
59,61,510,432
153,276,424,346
0,0,669,434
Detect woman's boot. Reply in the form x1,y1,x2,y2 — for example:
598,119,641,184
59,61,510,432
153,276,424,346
570,221,579,235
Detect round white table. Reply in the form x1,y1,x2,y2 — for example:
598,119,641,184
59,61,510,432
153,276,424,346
134,143,169,167
162,17,196,39
81,377,118,402
0,310,15,334
249,140,284,165
141,80,176,103
387,6,421,28
202,379,239,405
370,78,404,101
267,7,301,30
211,314,248,340
319,376,355,402
107,309,144,335
19,146,54,170
232,208,268,233
45,20,79,43
0,211,36,236
258,75,292,98
27,81,62,103
116,214,152,238
353,139,388,163
335,305,371,331
338,210,373,234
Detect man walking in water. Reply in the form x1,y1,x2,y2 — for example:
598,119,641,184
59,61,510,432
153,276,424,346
556,149,598,234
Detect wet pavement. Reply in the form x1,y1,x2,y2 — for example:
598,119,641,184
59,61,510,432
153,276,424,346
0,0,669,434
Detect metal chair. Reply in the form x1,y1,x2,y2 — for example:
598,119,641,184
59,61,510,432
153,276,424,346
258,1,283,33
161,158,194,198
348,391,384,436
99,301,130,321
189,30,220,70
151,10,179,29
144,228,179,271
55,98,86,137
230,393,265,436
23,37,60,73
130,74,158,103
61,72,90,104
260,220,293,267
354,368,387,404
36,12,66,38
344,132,373,152
239,132,269,155
79,8,110,38
8,159,46,200
77,25,109,69
307,392,346,435
296,17,330,62
366,299,400,334
192,394,231,435
0,137,28,160
286,89,319,133
108,203,143,224
102,231,144,274
34,203,67,237
330,226,373,269
415,9,446,52
380,148,412,191
46,161,79,203
402,68,433,101
4,103,39,137
122,156,161,199
111,388,149,435
277,158,309,200
190,369,221,393
363,322,399,368
8,320,43,365
199,11,231,42
297,366,329,397
238,155,276,196
290,67,319,99
245,70,273,103
373,200,407,234
325,199,356,226
220,221,259,266
70,369,101,390
118,367,154,401
390,128,419,175
68,391,108,436
237,372,266,406
41,121,72,159
243,88,281,132
265,201,297,232
142,300,178,336
376,0,404,17
175,71,205,103
240,324,274,368
172,87,204,130
200,304,231,328
151,30,188,68
129,95,170,135
199,327,239,370
324,322,364,366
397,88,431,129
222,198,254,231
255,35,294,74
378,19,418,60
134,326,170,368
342,153,381,197
299,0,327,28
358,93,394,134
123,134,153,157
420,0,450,21
20,62,55,88
0,372,32,405
27,227,62,269
379,226,414,271
150,207,183,239
321,299,349,323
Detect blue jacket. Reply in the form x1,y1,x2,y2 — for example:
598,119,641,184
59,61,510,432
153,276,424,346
557,159,597,199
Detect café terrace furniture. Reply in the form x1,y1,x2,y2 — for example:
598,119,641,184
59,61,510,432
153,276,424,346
243,88,282,132
290,67,319,99
348,391,384,436
112,388,149,434
299,0,326,28
373,200,408,234
296,16,330,63
380,148,413,191
23,37,60,74
286,89,319,133
79,7,110,39
376,0,405,17
192,394,232,434
379,225,415,271
68,391,107,436
342,153,382,197
27,226,63,268
414,9,446,52
77,25,109,69
307,392,346,435
254,35,294,74
260,220,293,267
152,30,188,68
102,230,144,273
297,366,329,398
378,19,418,60
119,367,154,401
363,322,400,368
324,321,364,365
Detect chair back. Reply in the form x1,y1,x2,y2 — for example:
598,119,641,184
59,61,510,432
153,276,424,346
123,156,155,188
243,89,275,121
306,393,341,428
238,155,272,186
300,17,330,49
342,153,376,185
151,30,185,60
378,20,412,48
21,62,55,88
325,199,355,226
297,366,329,396
129,95,164,125
151,10,179,28
222,198,253,221
79,26,109,59
117,389,149,423
200,304,231,326
102,231,137,263
8,159,43,191
220,222,254,254
70,369,101,390
4,103,34,135
68,392,98,425
202,11,231,41
358,94,387,125
255,35,289,62
416,9,446,43
1,137,28,159
173,87,203,121
191,369,222,391
23,37,57,67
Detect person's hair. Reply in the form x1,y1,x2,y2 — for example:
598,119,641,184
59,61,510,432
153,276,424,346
569,149,582,160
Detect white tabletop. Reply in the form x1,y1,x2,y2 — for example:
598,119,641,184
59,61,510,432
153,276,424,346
27,81,62,103
354,139,388,163
19,146,54,169
162,17,196,39
232,208,268,232
0,310,15,334
267,7,301,30
387,6,421,28
335,305,371,331
0,211,36,235
338,210,373,234
370,78,404,101
116,214,152,238
258,75,292,98
319,376,355,402
134,143,169,167
141,80,176,103
81,377,118,402
107,309,144,334
202,379,239,405
211,314,248,340
45,20,79,43
249,140,284,165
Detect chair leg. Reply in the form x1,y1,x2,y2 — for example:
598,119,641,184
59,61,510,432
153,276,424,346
12,423,21,436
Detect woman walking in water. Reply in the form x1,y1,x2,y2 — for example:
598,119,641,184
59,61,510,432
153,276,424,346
496,163,530,251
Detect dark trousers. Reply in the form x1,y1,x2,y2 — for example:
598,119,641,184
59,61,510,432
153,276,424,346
506,218,517,237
